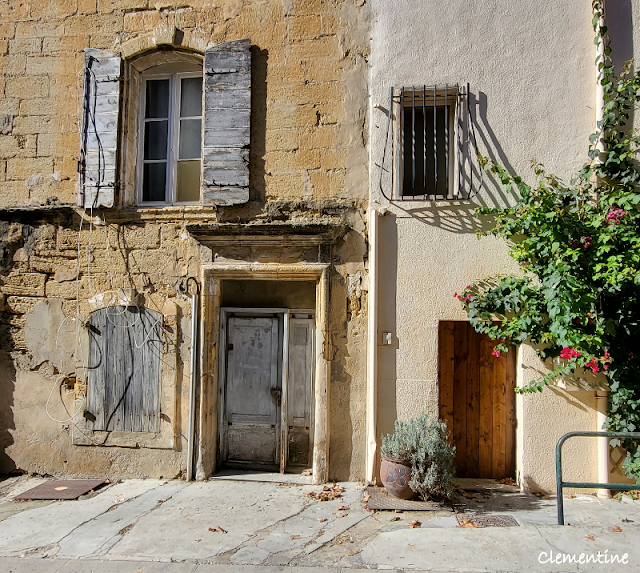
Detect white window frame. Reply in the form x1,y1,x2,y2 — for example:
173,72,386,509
136,70,203,206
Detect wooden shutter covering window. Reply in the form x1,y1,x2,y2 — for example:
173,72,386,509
86,306,162,433
202,39,251,206
78,48,121,209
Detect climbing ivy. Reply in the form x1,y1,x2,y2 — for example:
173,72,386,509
456,1,640,481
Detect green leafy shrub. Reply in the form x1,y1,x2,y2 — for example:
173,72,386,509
381,414,455,500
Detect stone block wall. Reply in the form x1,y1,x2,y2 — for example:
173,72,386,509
0,0,369,207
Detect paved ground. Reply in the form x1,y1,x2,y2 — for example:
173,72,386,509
0,473,639,572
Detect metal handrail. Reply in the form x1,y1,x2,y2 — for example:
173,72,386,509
556,431,640,525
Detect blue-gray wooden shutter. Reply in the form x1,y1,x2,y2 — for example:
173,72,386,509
78,48,121,209
202,39,251,206
86,306,162,433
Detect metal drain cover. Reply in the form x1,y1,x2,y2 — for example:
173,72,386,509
13,480,107,500
456,514,519,527
366,486,452,511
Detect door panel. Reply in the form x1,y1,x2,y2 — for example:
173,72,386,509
225,317,280,466
438,321,516,479
286,318,314,467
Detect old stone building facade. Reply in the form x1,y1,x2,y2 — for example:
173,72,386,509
1,0,637,493
0,0,370,482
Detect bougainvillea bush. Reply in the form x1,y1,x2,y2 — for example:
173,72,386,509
456,1,640,481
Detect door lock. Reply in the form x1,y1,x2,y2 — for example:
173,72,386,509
270,388,281,407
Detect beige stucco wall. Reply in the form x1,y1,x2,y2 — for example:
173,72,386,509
369,0,636,490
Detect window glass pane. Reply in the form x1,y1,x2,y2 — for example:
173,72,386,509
144,120,168,160
145,79,170,118
176,160,201,202
143,162,167,202
180,77,202,117
179,119,201,160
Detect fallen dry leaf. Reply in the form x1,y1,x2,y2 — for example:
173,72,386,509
458,519,478,528
586,535,595,541
337,505,350,511
408,520,421,529
112,518,121,523
394,509,402,513
301,469,312,476
474,498,486,503
391,516,400,521
157,499,166,503
194,539,201,542
565,494,575,499
336,513,348,518
208,526,227,534
613,525,622,532
290,535,301,540
323,485,331,492
317,517,327,522
347,550,360,556
363,495,371,502
500,477,516,486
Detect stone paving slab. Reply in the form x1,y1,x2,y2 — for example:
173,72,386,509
0,477,638,572
0,480,164,556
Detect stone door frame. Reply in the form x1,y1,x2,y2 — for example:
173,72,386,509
197,262,330,485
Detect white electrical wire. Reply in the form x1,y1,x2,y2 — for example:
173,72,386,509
45,375,86,424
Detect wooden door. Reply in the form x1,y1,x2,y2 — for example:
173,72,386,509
225,316,281,468
438,321,516,479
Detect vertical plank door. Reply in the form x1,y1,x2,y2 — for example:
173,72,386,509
438,321,516,479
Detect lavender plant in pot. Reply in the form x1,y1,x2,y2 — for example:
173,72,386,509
380,414,455,501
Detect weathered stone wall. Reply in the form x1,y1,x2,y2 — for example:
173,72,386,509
0,0,371,481
0,0,369,207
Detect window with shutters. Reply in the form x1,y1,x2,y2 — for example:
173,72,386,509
85,306,163,433
77,40,252,209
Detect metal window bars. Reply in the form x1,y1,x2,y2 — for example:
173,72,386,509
379,84,481,201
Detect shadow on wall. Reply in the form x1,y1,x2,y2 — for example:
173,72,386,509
0,353,17,475
0,220,26,475
375,213,398,451
382,89,520,235
607,0,635,131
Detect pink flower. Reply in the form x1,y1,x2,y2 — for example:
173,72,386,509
605,208,626,225
584,357,600,373
491,349,501,357
560,347,581,360
582,237,592,249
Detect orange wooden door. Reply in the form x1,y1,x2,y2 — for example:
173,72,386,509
438,321,516,479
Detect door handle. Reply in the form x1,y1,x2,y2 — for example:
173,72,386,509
270,388,281,407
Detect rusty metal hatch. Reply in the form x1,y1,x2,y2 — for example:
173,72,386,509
456,514,520,527
13,479,107,500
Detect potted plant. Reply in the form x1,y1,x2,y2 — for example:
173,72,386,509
380,414,455,501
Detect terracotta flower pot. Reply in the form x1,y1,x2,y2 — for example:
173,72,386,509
380,454,416,499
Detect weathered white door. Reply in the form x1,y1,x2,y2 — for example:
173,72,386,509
285,317,315,467
225,316,281,467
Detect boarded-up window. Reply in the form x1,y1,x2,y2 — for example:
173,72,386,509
85,306,163,433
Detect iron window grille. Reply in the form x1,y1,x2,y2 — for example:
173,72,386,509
380,84,481,201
